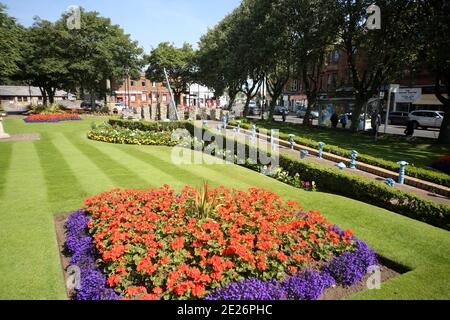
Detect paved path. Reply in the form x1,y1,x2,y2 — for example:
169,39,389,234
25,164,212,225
209,120,449,206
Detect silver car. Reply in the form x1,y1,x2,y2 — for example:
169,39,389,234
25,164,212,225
408,110,444,130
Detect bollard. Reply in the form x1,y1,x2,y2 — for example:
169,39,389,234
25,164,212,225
222,114,228,129
397,161,409,184
336,162,347,170
288,134,295,149
349,150,359,169
300,150,309,160
251,124,257,142
385,178,396,187
236,120,241,133
317,142,325,158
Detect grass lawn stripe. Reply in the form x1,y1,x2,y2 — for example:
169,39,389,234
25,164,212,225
51,132,116,197
0,142,13,198
0,142,66,299
35,133,86,207
63,132,150,189
134,145,266,190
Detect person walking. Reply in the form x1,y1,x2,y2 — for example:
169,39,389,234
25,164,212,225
340,114,348,129
331,113,339,128
282,109,287,122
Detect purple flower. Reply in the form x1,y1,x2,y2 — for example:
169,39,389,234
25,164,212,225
323,240,377,287
205,278,287,300
283,269,335,300
65,210,120,300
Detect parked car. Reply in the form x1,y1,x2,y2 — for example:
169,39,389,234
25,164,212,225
385,112,410,125
248,101,261,115
113,103,129,113
408,110,444,130
80,101,103,111
296,108,319,119
274,105,289,115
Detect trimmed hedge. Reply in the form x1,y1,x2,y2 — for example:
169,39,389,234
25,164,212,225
104,119,450,230
229,120,450,188
109,119,191,132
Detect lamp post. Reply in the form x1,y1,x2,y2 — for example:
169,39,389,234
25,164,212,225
384,84,400,134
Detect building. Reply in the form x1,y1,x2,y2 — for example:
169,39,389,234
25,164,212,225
112,73,169,107
181,83,223,108
0,86,68,112
282,79,308,112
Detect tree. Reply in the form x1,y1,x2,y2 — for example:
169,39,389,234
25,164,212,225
0,3,24,84
146,42,195,106
337,0,417,131
19,18,68,105
416,0,450,143
283,0,340,125
59,8,143,107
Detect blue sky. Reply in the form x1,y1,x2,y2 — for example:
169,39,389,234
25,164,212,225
2,0,241,51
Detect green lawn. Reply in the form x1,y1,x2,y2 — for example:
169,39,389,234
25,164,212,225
0,117,449,300
244,119,448,169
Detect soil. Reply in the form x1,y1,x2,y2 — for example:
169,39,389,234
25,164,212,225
54,214,405,301
54,213,72,299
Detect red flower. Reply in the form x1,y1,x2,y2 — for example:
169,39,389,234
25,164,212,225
170,237,185,250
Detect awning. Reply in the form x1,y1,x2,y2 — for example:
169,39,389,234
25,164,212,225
413,94,448,106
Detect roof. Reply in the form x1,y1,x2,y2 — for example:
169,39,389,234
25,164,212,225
0,86,67,97
413,94,448,106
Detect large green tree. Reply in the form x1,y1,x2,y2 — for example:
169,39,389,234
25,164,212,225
59,8,143,107
146,42,195,106
19,18,68,105
0,3,24,84
337,0,417,131
283,0,340,125
416,0,450,143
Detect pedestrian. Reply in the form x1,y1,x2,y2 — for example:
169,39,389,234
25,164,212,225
371,112,382,135
340,114,348,129
405,120,415,138
282,109,287,122
331,113,339,128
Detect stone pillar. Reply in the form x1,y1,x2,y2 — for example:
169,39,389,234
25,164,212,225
160,103,168,120
189,107,197,121
0,118,10,139
177,107,185,120
143,106,151,121
151,104,158,121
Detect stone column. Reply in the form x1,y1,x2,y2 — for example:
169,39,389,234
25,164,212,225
0,118,10,139
189,107,197,121
160,103,168,120
177,107,185,120
143,106,151,121
151,104,158,121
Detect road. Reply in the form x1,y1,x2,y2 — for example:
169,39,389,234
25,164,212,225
235,111,440,139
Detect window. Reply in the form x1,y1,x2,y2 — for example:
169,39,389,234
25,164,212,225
162,95,167,102
291,80,299,92
142,94,147,102
152,93,157,102
141,80,146,87
152,81,157,88
130,80,135,87
130,95,136,102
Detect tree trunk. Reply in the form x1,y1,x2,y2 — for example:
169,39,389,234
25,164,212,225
39,87,48,107
47,88,56,105
303,95,317,126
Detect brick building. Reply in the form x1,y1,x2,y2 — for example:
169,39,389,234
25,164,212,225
112,73,169,107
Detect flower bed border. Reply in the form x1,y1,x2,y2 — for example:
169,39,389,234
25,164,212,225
24,114,82,123
63,208,383,301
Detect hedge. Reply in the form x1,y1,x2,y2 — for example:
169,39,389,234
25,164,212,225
104,119,450,230
229,120,450,188
109,119,191,132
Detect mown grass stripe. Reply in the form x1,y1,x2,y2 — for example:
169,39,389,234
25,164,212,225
52,132,116,197
0,142,13,198
0,142,66,299
64,133,149,189
35,133,86,206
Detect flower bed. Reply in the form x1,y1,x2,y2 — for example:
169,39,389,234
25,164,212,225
87,123,178,146
431,155,450,175
24,113,82,123
65,184,378,300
